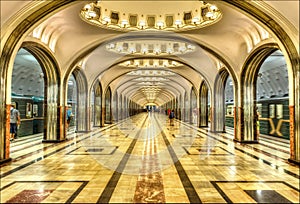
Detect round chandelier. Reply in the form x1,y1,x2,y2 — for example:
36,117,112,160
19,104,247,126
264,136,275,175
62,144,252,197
80,1,222,32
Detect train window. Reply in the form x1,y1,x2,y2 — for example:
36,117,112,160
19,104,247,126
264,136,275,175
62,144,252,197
226,105,233,116
33,104,38,117
269,104,275,118
276,104,283,119
257,103,262,116
26,103,32,118
11,102,16,108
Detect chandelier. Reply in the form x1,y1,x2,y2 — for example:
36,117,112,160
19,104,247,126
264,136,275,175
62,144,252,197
119,59,183,68
80,1,222,32
106,40,195,55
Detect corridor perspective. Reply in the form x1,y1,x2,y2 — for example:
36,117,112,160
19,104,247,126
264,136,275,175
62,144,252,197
0,1,299,203
1,113,299,203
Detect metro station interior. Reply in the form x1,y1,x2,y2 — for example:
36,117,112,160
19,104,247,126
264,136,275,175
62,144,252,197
0,1,299,203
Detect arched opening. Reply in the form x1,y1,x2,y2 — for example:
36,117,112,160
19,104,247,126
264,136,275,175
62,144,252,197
112,90,118,122
105,87,112,124
66,74,77,132
225,76,234,130
184,91,189,122
213,69,230,133
118,94,123,121
190,87,198,126
71,68,89,132
19,43,61,143
241,45,278,142
256,50,290,141
10,48,45,140
93,81,102,127
240,44,299,162
199,81,209,127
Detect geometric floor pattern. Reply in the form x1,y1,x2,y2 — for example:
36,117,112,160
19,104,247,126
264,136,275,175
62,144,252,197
1,113,299,203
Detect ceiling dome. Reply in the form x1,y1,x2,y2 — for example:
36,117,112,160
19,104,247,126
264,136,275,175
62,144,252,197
80,1,222,32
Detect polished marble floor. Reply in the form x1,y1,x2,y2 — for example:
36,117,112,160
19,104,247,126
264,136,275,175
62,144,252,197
1,113,299,203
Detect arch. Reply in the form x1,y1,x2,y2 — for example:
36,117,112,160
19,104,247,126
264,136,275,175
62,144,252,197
0,41,62,161
21,42,62,142
93,80,102,127
240,43,278,142
212,68,230,133
71,68,89,132
112,90,118,122
190,87,198,125
199,81,209,127
105,87,112,124
177,95,182,120
118,93,123,120
183,91,190,122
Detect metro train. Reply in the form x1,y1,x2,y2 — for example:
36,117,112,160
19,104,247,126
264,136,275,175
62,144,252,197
225,96,290,139
11,94,44,137
11,94,76,137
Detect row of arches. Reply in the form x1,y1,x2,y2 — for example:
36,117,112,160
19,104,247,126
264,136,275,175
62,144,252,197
1,42,297,165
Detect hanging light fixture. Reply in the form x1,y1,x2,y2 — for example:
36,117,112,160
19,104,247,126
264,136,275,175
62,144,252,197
80,1,222,32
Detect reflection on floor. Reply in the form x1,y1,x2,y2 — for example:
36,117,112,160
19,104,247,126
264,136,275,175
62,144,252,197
1,113,299,203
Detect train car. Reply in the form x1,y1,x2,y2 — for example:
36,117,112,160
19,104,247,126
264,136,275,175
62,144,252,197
32,96,44,134
11,94,34,137
67,101,76,127
11,94,45,137
225,97,290,139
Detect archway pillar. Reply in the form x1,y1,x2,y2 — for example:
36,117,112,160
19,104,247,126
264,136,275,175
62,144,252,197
94,95,102,127
289,71,300,164
42,103,64,143
93,82,102,127
0,104,12,163
237,97,259,144
288,81,300,165
233,106,244,143
101,107,105,127
211,96,225,133
199,83,208,127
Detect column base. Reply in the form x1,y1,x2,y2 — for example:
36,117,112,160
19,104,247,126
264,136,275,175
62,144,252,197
42,139,66,143
0,158,12,165
233,139,259,144
210,130,226,133
76,130,91,133
288,158,300,165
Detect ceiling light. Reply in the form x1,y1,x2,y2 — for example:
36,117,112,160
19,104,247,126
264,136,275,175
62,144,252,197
102,16,111,24
192,17,200,24
205,12,214,18
80,1,222,32
120,59,183,68
121,20,128,27
156,21,164,29
105,39,195,56
88,11,97,18
210,5,218,11
84,4,92,10
139,21,146,29
175,20,182,27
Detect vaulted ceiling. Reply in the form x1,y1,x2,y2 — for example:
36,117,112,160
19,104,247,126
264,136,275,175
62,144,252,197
2,1,299,106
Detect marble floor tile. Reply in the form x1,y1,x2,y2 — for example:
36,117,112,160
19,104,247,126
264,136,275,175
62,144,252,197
0,113,298,203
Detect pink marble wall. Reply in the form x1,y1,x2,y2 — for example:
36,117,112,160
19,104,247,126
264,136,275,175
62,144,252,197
238,107,244,142
233,107,237,140
289,106,295,160
5,104,11,159
59,106,64,140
